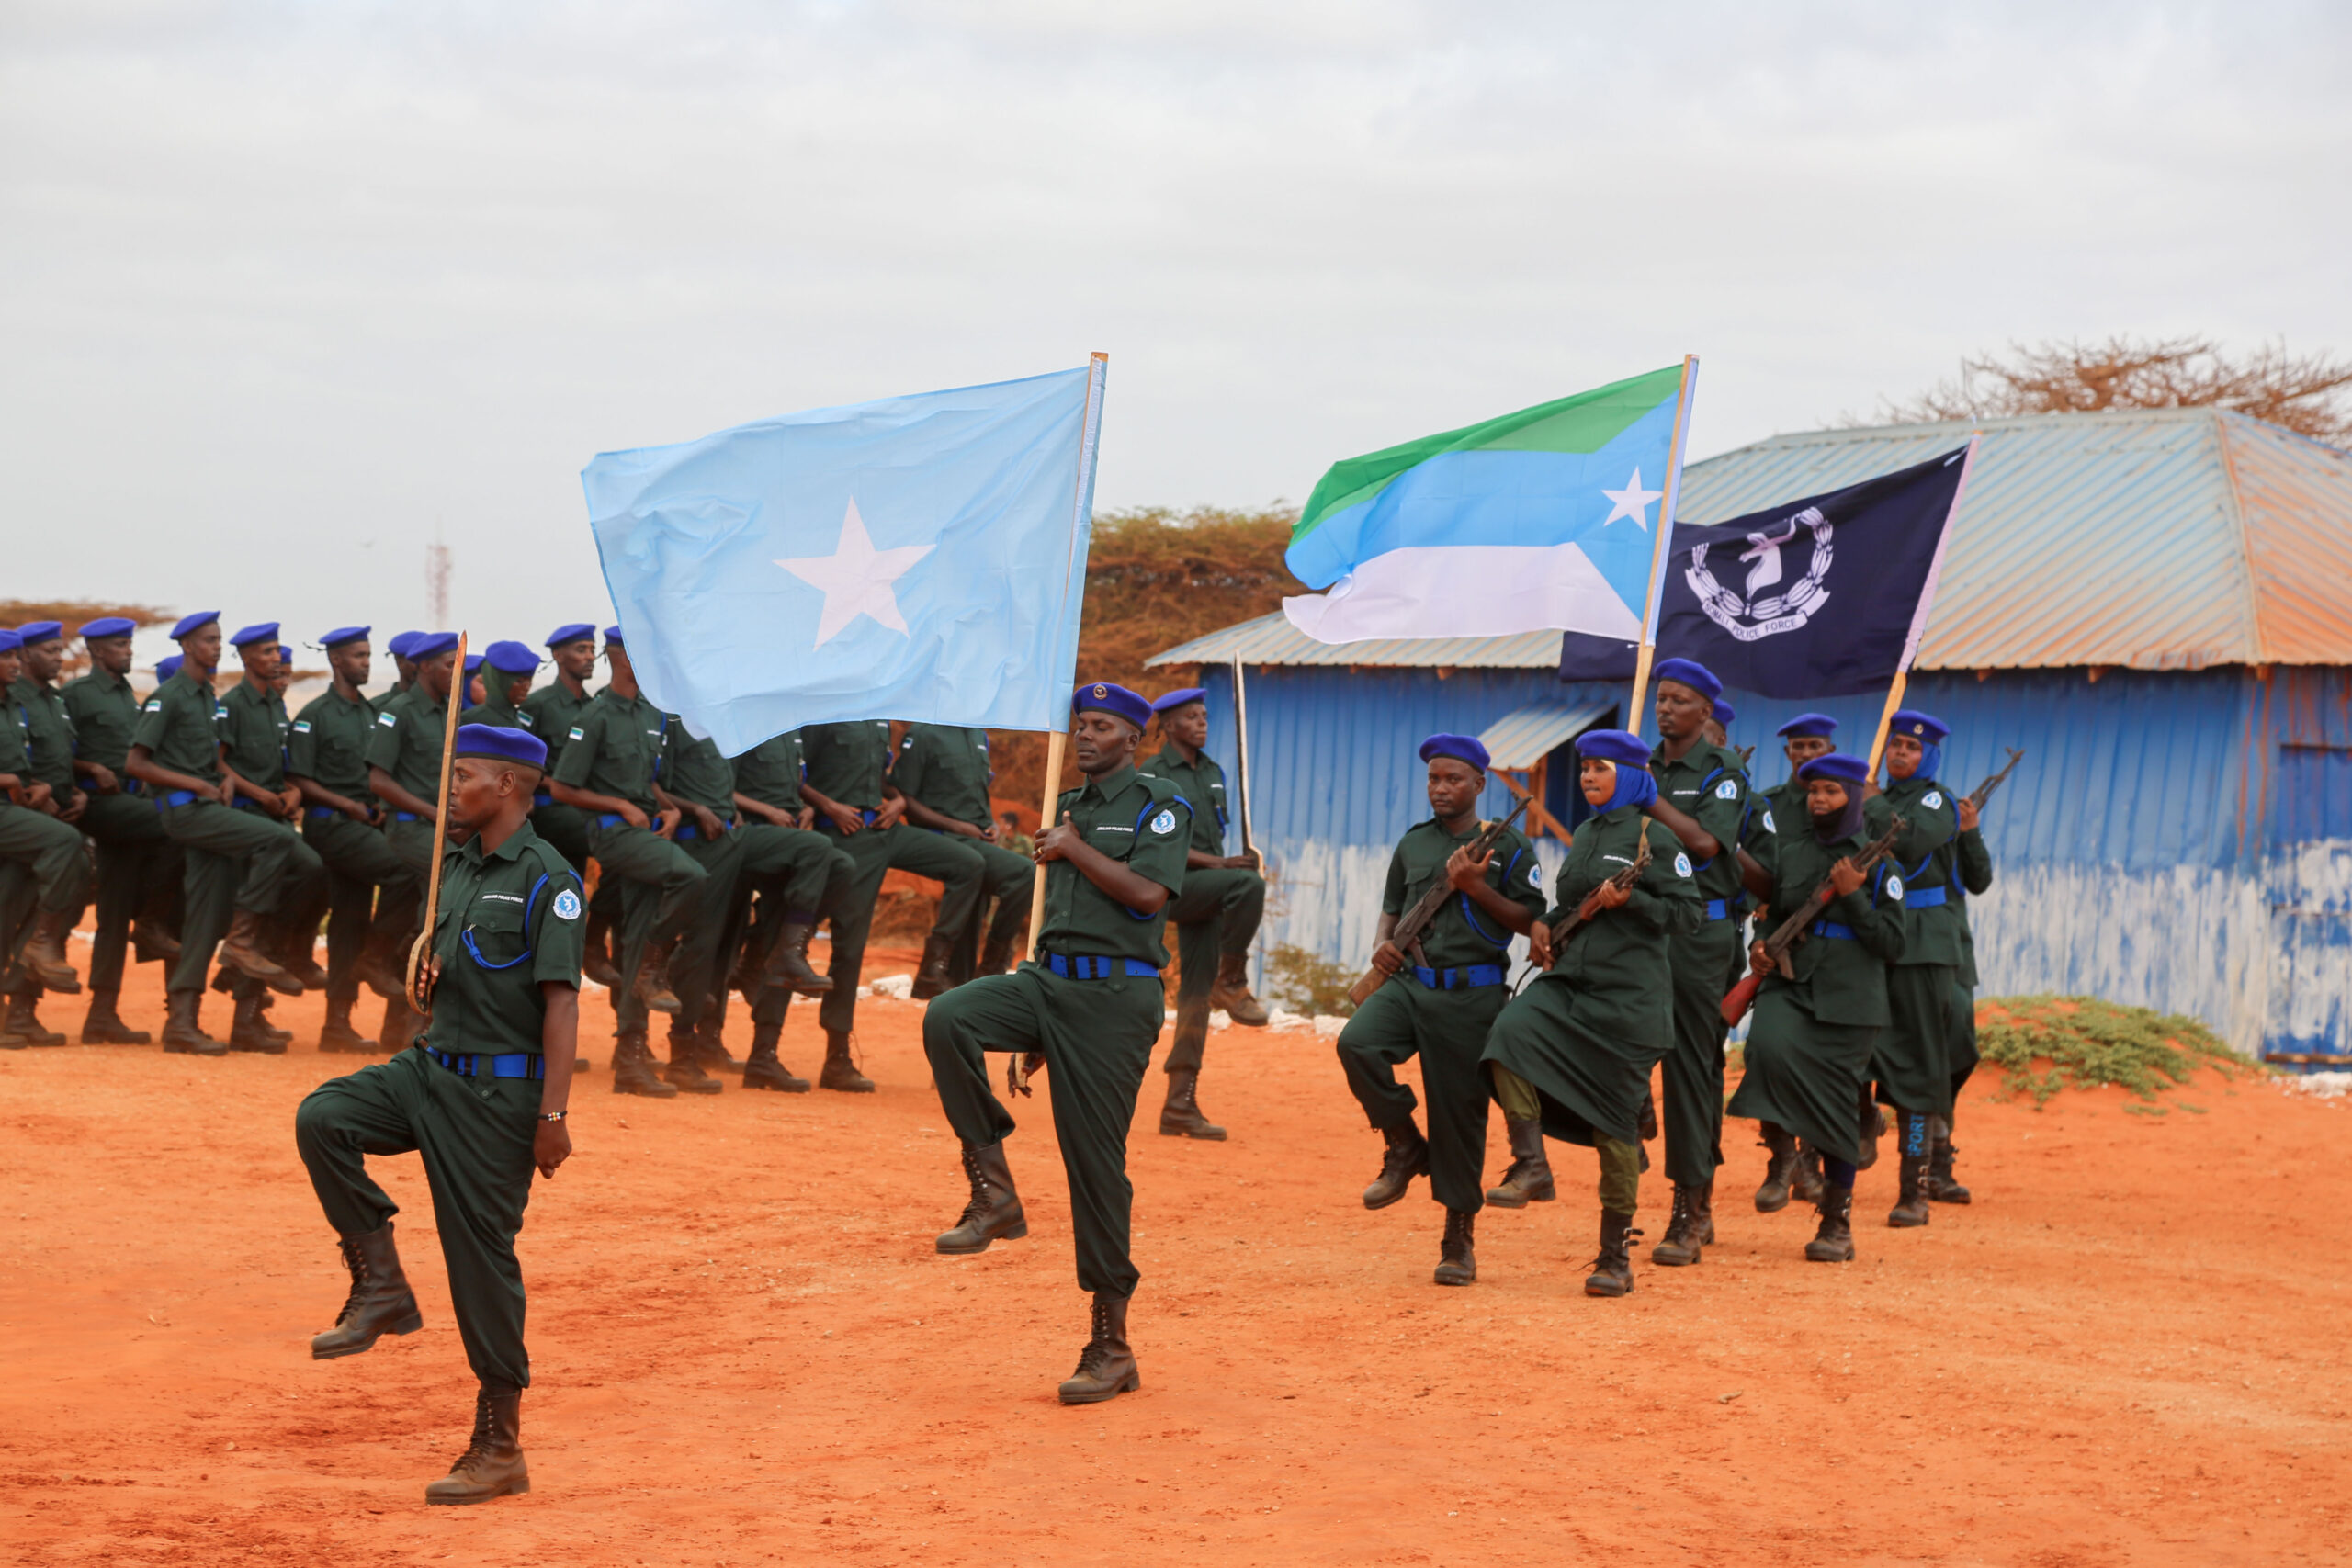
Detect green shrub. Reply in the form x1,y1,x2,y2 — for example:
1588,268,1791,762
1264,942,1359,1018
1975,995,2247,1108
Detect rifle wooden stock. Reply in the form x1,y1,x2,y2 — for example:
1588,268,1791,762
1345,795,1531,1007
1717,815,1906,1027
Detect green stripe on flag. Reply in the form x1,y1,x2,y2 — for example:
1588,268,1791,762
1291,363,1685,545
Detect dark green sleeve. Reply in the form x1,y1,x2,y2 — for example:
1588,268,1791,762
1690,766,1750,865
130,693,172,752
1125,792,1191,894
1491,833,1549,919
530,865,588,987
362,703,405,773
551,710,600,789
1846,869,1907,964
285,712,320,778
892,728,929,802
1625,823,1705,933
1381,841,1409,918
1957,827,1994,895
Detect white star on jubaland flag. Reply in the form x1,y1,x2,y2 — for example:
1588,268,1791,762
1600,468,1664,529
775,498,935,648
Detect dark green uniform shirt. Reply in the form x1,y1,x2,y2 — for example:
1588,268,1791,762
1761,826,1907,1026
61,667,140,780
424,821,587,1055
8,675,78,795
469,685,527,732
517,678,597,773
1379,816,1548,970
218,677,291,792
1650,738,1751,912
1541,805,1703,1020
1866,776,1962,968
550,691,666,811
365,683,455,811
132,670,226,786
660,719,737,820
1953,824,1994,987
730,731,805,813
369,681,411,716
1136,742,1229,856
1036,763,1191,967
288,686,379,802
800,720,893,811
893,723,994,829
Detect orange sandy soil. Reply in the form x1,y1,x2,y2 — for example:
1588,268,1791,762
2,953,2346,1568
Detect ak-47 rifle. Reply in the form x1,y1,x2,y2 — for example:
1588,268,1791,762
1540,824,1652,954
1966,747,2026,811
1718,813,1906,1026
1345,795,1532,1008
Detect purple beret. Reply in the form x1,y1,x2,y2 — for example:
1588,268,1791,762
1418,733,1490,773
453,724,548,769
1778,712,1838,739
1799,752,1872,785
1576,728,1653,767
1653,657,1722,702
1072,682,1152,731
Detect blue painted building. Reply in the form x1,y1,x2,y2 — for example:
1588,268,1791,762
1148,409,2352,1062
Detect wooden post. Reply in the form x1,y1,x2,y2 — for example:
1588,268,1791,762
1229,653,1258,869
1023,728,1067,956
1864,669,1909,777
404,632,468,1014
1625,355,1701,737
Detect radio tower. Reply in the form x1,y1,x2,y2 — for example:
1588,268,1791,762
425,527,451,627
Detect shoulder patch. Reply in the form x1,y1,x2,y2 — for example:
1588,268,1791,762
142,700,162,713
1885,873,1905,901
377,712,397,727
291,720,311,733
1528,861,1545,889
1674,852,1693,878
1715,779,1739,800
568,727,585,740
1761,808,1777,834
1149,807,1179,836
1923,790,1944,810
517,713,535,728
551,887,582,920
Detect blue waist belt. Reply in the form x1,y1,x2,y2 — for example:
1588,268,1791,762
306,806,340,820
594,811,648,830
153,788,205,810
121,777,144,796
1411,964,1505,990
674,819,733,840
820,808,881,831
1040,952,1159,980
394,811,424,823
1703,898,1730,921
533,790,553,807
1811,920,1857,941
427,1046,546,1080
1904,885,1949,908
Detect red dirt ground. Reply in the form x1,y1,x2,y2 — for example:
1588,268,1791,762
1,953,2346,1567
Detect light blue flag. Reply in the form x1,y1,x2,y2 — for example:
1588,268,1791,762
583,362,1106,755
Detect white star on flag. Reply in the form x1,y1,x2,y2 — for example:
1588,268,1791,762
1600,468,1665,530
775,498,935,647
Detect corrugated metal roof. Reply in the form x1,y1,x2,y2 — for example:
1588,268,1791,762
1476,701,1614,770
1150,408,2352,671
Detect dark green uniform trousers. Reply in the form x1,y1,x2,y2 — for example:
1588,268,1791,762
77,792,181,994
587,820,708,1032
1724,990,1880,1167
944,838,1038,983
727,840,858,1032
1160,865,1266,1076
1946,975,1979,1129
0,804,93,918
304,814,418,1003
295,1047,539,1388
668,827,743,1030
1872,964,1958,1121
1659,918,1744,1187
1335,979,1510,1213
814,822,986,1035
158,800,319,995
923,965,1159,1297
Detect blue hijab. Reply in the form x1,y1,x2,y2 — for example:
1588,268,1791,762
1592,759,1657,816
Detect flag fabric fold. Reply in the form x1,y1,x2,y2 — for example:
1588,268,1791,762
1282,365,1690,644
582,363,1103,756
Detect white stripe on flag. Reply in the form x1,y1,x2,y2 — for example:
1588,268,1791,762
1281,542,1643,646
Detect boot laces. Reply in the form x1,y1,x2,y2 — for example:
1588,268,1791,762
954,1147,994,1226
1069,1300,1115,1378
334,1239,370,1325
449,1391,499,1474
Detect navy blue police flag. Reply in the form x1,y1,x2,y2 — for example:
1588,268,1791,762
1557,445,1972,697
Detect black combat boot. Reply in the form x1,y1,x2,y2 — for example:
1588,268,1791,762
131,918,181,965
935,1140,1027,1254
161,991,226,1055
1584,1210,1638,1297
1651,1179,1712,1266
610,1030,681,1098
355,931,406,1000
379,996,420,1055
818,1029,875,1092
1792,1144,1826,1204
79,990,150,1045
689,1014,741,1071
220,909,300,994
1805,1181,1856,1261
1485,1115,1556,1207
319,996,377,1054
1159,1067,1227,1140
631,938,684,1015
758,918,831,995
276,923,329,991
1361,1120,1430,1210
1927,1124,1972,1204
741,1021,809,1092
253,993,294,1045
1754,1123,1801,1212
910,932,956,1000
229,990,288,1054
5,989,66,1046
424,1382,527,1505
310,1223,424,1358
1207,954,1269,1027
582,910,621,987
19,908,83,992
976,930,1017,978
1057,1292,1139,1404
662,1025,723,1095
1888,1110,1931,1228
1433,1208,1476,1286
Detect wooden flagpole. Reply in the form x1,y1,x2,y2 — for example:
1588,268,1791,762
1024,353,1110,952
1229,653,1258,869
1625,355,1701,737
404,632,468,1014
1866,434,1981,776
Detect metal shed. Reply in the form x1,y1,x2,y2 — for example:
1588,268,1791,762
1148,408,2352,1062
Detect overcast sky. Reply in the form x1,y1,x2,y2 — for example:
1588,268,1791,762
5,0,2346,665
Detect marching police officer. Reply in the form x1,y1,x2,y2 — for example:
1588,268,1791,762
289,626,420,1053
0,627,93,1048
891,722,1035,989
922,682,1190,1404
725,727,851,1092
1750,712,1838,1211
374,631,424,714
469,641,539,731
519,625,604,972
1868,709,1962,1228
1138,687,1270,1142
296,722,582,1506
62,615,184,1043
213,623,332,1049
3,622,93,1045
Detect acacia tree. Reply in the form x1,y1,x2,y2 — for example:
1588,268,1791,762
1878,335,2352,443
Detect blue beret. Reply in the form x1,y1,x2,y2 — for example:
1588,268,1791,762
170,610,220,640
1071,681,1152,730
17,621,63,646
318,625,369,649
155,654,182,681
78,616,137,639
603,625,625,645
463,653,485,672
1799,752,1872,785
1889,708,1950,744
1712,699,1736,727
1652,657,1723,702
1778,712,1838,739
452,724,548,769
483,639,540,674
0,629,20,653
1418,732,1490,773
546,622,597,649
1151,686,1207,713
408,631,459,660
230,621,279,648
1576,728,1653,766
388,631,424,659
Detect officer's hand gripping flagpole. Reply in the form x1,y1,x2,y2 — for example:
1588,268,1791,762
1624,356,1700,736
1864,434,1980,774
405,632,469,1015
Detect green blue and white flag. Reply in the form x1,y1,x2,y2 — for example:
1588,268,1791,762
1283,363,1696,644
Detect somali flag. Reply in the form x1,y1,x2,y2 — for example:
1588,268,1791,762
1283,363,1696,644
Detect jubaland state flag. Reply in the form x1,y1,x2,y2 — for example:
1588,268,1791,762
582,359,1106,755
1556,444,1974,697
